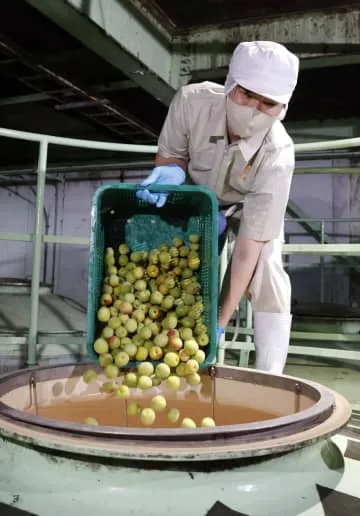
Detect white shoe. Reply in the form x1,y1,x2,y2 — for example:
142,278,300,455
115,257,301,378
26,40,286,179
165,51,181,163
253,312,292,374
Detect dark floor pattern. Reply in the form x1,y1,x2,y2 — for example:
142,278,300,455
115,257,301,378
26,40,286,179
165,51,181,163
0,502,37,515
206,501,248,515
345,439,360,462
316,485,360,515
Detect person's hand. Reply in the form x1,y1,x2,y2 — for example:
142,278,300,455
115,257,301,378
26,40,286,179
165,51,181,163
217,325,225,342
136,164,185,208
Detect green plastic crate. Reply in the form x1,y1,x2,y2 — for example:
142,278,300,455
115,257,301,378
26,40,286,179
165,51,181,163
86,183,219,368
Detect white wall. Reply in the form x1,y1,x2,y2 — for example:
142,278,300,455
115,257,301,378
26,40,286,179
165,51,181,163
53,179,103,307
0,184,56,282
52,171,148,306
286,169,352,306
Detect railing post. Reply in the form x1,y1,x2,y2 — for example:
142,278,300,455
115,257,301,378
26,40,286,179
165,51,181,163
239,299,253,368
320,220,325,303
217,235,229,364
27,139,48,367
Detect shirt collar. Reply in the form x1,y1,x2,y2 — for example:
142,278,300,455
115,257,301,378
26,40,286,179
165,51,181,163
231,127,269,162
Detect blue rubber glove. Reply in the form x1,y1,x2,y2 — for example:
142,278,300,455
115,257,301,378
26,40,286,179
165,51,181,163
218,212,227,236
136,164,185,208
217,325,224,342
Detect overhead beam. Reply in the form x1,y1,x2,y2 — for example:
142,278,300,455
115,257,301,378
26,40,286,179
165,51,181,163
92,79,136,93
23,2,360,98
175,8,360,45
127,0,174,40
191,51,360,83
0,79,137,106
25,0,175,105
287,118,360,145
299,53,360,69
0,92,50,106
173,8,360,84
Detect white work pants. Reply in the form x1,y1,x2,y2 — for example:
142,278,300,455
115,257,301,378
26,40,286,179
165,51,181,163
220,238,292,374
248,239,291,313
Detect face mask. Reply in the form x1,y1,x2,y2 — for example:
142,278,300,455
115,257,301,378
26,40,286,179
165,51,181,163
226,96,278,138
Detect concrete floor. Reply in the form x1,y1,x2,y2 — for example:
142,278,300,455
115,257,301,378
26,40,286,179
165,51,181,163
284,358,360,409
225,351,360,409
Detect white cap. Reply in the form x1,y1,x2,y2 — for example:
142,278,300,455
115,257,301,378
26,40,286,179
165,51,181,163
224,41,299,104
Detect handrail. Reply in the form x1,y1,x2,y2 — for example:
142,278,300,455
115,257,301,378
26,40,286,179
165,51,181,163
0,127,158,154
0,125,359,368
294,136,360,152
285,217,360,223
1,126,360,154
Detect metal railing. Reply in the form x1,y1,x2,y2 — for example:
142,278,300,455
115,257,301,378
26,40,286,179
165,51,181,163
0,126,360,367
285,216,360,303
218,219,360,367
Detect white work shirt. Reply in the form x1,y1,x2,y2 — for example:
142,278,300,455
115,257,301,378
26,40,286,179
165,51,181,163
158,81,295,241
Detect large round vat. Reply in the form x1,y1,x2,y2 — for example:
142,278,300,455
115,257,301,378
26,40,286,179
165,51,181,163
0,363,352,515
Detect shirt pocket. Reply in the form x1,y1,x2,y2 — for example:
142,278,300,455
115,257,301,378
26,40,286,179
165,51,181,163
189,141,218,172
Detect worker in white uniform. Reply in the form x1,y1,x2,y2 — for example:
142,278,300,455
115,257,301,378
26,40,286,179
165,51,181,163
136,41,299,374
